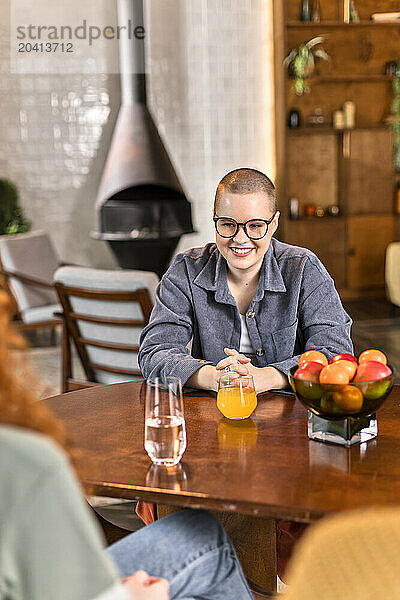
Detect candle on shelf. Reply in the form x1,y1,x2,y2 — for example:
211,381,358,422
333,110,345,130
343,101,355,129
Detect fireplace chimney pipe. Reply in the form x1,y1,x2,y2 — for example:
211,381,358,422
118,0,146,104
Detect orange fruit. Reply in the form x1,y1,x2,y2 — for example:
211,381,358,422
298,350,328,368
358,349,387,365
319,363,350,389
332,385,363,412
334,359,357,380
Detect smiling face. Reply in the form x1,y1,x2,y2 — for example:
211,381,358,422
214,190,279,277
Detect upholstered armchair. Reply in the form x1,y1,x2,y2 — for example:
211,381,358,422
0,231,62,338
385,242,400,315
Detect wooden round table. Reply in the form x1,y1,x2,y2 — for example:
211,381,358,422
45,381,400,521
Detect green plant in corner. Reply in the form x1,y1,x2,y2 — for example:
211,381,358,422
283,36,329,95
392,60,400,172
0,179,30,235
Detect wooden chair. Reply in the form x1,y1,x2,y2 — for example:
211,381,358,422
54,266,158,392
0,231,62,340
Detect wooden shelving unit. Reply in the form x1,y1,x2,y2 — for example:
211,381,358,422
288,125,390,134
308,75,392,82
273,0,399,295
287,20,400,27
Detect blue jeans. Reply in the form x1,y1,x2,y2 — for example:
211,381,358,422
107,509,253,600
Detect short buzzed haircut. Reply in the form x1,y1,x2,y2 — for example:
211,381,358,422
214,168,277,214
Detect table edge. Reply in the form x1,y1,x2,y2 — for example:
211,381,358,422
88,481,327,523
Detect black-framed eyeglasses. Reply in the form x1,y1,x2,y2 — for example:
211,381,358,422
213,212,277,240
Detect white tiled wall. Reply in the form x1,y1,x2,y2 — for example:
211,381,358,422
0,0,275,263
0,0,119,267
146,0,276,251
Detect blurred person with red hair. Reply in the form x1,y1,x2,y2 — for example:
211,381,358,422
0,291,252,600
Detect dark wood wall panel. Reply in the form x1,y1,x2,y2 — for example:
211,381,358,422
347,214,394,288
344,129,393,214
287,132,337,210
285,219,346,288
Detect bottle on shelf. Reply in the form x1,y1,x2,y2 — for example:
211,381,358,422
300,0,311,21
289,197,299,219
350,1,359,22
311,0,320,22
288,109,301,129
327,205,340,217
385,62,397,77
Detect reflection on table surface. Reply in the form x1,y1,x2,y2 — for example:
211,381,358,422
308,438,376,474
217,417,258,449
146,463,188,491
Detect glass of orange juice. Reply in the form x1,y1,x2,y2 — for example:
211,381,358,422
217,373,257,419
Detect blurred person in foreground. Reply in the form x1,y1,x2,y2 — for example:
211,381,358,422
0,291,253,600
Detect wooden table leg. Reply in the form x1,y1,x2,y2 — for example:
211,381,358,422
157,505,277,594
214,512,277,593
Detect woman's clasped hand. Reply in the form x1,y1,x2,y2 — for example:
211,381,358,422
216,348,287,393
216,347,251,375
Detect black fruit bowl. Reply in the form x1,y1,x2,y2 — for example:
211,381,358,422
288,365,395,420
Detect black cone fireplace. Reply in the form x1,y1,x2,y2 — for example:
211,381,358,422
91,0,194,278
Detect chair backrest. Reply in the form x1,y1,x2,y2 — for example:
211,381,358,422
385,242,400,307
0,230,59,313
282,507,400,600
54,266,158,385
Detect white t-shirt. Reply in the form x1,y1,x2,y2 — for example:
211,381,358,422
239,314,255,358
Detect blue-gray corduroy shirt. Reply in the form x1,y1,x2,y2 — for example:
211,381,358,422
139,239,353,386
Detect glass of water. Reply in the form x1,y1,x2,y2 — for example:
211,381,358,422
144,376,186,466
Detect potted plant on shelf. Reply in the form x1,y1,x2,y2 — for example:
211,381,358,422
284,36,330,95
392,60,400,172
0,179,30,235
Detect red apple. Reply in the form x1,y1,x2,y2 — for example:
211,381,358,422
294,361,324,381
294,361,324,400
358,349,387,366
329,353,358,365
353,361,392,383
